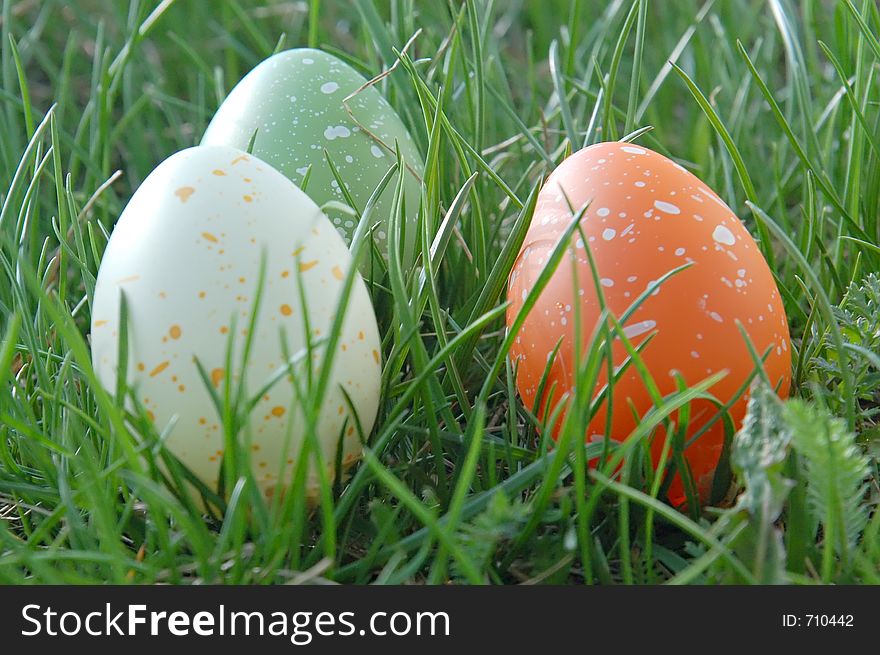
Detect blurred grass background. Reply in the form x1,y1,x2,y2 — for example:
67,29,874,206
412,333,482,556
0,0,878,584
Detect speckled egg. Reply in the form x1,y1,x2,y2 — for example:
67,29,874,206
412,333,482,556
201,48,424,269
507,141,791,506
91,145,382,501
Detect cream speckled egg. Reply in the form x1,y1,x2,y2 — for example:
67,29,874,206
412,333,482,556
90,145,382,501
201,48,424,270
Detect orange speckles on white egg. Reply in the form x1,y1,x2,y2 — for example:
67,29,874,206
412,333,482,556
175,186,195,202
91,145,381,505
299,259,319,272
243,194,253,202
331,265,344,280
212,169,226,176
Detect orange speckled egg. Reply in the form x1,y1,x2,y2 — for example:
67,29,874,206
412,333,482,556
506,142,791,506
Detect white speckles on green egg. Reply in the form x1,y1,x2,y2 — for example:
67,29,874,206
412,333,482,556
201,48,423,270
90,145,382,501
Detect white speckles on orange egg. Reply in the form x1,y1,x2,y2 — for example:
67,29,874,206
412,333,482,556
506,141,791,507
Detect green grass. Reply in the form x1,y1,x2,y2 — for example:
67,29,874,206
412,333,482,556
0,0,878,584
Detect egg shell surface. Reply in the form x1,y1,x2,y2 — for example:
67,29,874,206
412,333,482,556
91,145,382,500
507,141,791,505
201,48,424,268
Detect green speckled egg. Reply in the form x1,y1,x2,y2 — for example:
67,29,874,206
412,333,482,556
202,48,423,267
